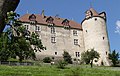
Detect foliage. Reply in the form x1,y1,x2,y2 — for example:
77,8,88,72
0,11,46,62
81,48,100,67
0,33,10,61
81,51,90,64
109,50,119,66
30,32,46,52
43,57,52,63
56,60,68,69
63,51,72,64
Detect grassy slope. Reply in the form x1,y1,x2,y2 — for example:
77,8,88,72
0,64,120,76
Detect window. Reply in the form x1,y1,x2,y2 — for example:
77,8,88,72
75,52,80,57
29,14,36,21
25,25,29,30
35,26,40,31
51,27,55,34
106,51,107,55
75,52,77,57
78,52,80,57
95,18,97,21
46,16,54,25
74,39,78,45
51,37,56,43
103,37,105,40
62,19,70,29
55,52,57,55
73,30,77,36
86,30,87,32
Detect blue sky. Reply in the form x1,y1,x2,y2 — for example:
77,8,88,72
16,0,120,52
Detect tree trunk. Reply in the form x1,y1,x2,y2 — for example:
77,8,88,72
0,0,20,33
90,60,93,68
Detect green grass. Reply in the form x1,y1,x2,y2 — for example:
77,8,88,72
0,64,120,76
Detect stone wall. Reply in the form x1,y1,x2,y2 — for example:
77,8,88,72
23,23,85,60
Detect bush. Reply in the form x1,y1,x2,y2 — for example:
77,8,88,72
63,51,72,64
56,60,68,69
43,57,52,63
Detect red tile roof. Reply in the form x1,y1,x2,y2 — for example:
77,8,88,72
19,14,82,30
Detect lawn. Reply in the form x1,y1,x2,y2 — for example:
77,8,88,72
0,64,120,76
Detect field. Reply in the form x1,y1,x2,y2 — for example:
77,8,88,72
0,64,120,76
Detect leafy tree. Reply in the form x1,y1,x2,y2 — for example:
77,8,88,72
81,48,100,68
0,33,10,61
109,50,119,66
0,11,46,62
81,51,90,64
30,32,46,52
63,51,72,64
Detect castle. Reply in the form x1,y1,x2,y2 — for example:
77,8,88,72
19,8,110,66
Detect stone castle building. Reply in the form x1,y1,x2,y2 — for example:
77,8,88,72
19,8,110,66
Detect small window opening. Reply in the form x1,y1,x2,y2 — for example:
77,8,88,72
55,52,57,55
103,37,105,40
86,30,87,32
95,18,97,21
106,52,107,55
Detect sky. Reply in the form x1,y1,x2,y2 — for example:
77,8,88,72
15,0,120,52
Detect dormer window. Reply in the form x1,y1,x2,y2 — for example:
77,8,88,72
46,16,54,26
85,10,93,19
62,19,70,29
29,14,36,21
29,14,37,24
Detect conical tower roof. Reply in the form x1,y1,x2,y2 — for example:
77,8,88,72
89,8,99,16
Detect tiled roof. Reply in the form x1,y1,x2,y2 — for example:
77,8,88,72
19,14,82,30
89,8,99,16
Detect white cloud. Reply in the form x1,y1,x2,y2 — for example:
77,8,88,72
115,20,120,34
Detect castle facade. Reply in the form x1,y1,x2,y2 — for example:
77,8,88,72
20,8,110,66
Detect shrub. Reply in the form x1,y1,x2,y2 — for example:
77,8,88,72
63,51,72,64
56,60,68,69
109,50,119,67
43,57,52,63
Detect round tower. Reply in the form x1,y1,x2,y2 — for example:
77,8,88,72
82,8,110,66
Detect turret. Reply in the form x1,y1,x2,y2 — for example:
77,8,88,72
81,8,110,66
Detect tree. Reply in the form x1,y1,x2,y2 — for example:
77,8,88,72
81,48,100,68
109,50,119,66
1,11,46,62
0,33,10,61
81,50,90,64
63,51,72,64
